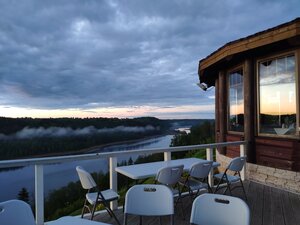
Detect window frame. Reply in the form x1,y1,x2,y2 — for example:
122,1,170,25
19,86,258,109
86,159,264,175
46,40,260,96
227,65,245,134
256,50,299,138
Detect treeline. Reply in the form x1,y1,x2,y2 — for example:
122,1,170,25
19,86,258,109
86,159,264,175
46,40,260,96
0,117,170,160
171,121,215,146
170,121,215,159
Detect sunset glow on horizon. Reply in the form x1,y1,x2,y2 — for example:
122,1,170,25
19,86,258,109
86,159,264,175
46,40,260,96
0,104,215,119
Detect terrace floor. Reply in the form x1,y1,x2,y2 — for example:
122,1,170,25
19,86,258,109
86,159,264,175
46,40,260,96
91,180,300,225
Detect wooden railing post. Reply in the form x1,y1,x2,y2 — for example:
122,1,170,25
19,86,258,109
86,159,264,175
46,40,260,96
240,144,246,181
109,157,118,210
35,165,44,225
206,148,214,187
164,152,171,161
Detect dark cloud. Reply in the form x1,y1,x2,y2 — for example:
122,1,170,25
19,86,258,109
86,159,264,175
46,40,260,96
0,0,299,117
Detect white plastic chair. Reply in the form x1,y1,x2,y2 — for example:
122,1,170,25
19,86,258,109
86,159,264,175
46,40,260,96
0,199,35,225
214,156,247,200
155,164,184,218
190,193,250,225
76,166,120,225
123,184,174,225
180,161,213,199
0,199,111,225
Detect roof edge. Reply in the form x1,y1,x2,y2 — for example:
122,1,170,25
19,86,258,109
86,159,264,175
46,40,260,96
199,17,300,73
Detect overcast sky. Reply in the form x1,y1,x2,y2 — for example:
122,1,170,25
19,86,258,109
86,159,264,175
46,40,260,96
0,0,299,119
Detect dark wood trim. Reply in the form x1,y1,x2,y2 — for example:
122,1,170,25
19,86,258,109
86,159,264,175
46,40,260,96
297,49,300,137
215,78,219,138
244,58,255,163
218,71,226,154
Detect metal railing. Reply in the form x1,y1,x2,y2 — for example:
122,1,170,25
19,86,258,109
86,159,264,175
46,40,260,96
0,141,246,225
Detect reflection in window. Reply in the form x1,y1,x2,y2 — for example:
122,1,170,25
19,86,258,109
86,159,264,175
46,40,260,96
259,55,296,135
228,69,244,132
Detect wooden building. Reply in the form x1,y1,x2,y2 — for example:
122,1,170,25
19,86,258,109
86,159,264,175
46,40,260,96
198,18,300,172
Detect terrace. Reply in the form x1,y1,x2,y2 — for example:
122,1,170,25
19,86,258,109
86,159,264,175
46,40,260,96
1,141,299,225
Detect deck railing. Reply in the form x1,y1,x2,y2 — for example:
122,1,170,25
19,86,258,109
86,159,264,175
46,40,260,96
0,141,246,225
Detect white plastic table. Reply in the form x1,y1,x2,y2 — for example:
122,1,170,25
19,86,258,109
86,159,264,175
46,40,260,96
46,216,112,225
115,157,220,180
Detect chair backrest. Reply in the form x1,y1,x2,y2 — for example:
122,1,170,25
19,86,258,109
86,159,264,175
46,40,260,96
190,193,250,225
156,164,184,185
76,166,97,190
0,200,36,225
124,184,174,216
227,156,246,172
189,161,213,179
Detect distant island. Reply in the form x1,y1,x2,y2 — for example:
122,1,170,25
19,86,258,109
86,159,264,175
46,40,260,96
0,116,212,160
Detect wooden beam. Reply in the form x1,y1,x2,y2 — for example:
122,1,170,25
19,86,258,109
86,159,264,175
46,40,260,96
218,71,226,155
244,58,255,163
215,78,219,138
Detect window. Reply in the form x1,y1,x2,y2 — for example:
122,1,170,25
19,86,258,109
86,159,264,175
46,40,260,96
228,69,244,132
258,54,297,136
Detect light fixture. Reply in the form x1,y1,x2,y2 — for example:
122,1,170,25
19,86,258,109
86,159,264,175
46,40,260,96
197,82,208,91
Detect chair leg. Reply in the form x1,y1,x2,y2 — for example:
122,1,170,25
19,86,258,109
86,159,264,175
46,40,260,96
240,178,248,201
102,201,121,225
224,176,232,196
214,174,225,194
81,199,91,218
123,214,127,225
170,215,174,225
175,194,185,220
91,203,97,220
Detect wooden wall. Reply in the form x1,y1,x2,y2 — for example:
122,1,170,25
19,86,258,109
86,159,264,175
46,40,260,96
214,55,300,171
255,137,300,171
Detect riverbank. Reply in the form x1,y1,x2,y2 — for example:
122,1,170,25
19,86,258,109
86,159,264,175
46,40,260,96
14,133,174,159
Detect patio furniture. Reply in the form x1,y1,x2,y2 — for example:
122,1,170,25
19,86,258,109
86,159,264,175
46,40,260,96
180,160,213,199
214,156,247,200
123,184,174,225
155,164,185,218
0,199,111,225
76,166,121,225
190,193,250,225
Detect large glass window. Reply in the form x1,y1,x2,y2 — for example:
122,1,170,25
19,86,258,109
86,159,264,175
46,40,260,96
228,69,244,132
258,55,296,136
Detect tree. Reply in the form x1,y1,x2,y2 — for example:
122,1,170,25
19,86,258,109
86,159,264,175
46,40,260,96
18,187,30,203
128,157,133,165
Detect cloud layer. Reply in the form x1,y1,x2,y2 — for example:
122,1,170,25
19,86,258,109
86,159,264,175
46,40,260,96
0,0,299,118
0,125,158,140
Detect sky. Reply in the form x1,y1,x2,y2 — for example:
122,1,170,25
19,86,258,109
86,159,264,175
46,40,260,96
0,0,299,119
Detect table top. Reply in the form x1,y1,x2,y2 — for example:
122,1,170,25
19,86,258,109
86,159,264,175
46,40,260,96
46,216,111,225
115,157,220,180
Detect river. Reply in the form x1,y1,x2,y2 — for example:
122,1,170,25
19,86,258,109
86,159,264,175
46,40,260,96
0,135,174,201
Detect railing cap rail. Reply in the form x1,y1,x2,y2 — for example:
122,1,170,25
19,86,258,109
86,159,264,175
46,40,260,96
0,141,246,168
